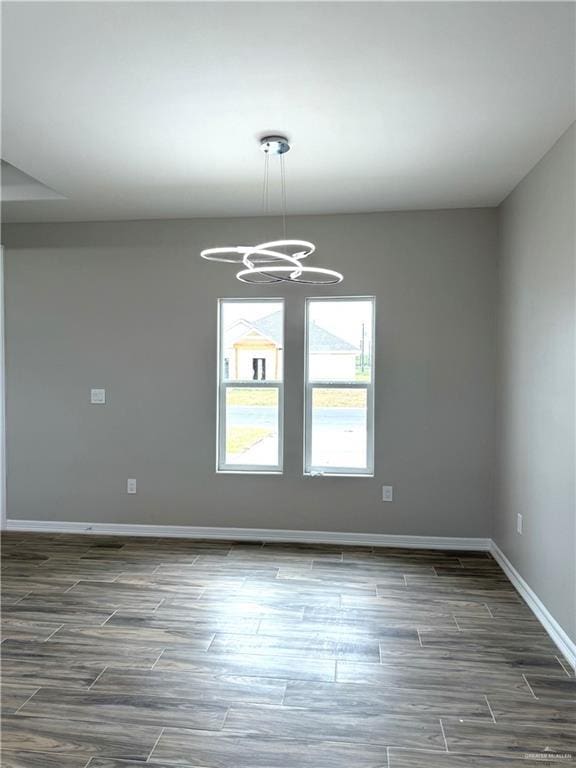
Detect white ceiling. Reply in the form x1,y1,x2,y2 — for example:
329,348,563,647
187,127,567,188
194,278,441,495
2,1,575,223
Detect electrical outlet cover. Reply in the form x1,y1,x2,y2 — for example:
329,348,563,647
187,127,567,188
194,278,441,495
90,388,106,404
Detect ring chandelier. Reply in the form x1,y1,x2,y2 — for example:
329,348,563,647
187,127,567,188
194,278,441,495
200,137,343,285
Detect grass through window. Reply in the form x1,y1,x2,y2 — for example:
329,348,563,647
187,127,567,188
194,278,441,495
226,426,273,454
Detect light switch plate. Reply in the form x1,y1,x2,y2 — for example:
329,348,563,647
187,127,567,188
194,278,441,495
127,479,137,494
90,388,106,404
382,485,394,502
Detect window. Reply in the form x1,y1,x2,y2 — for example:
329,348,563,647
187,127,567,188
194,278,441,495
218,299,284,472
304,297,375,476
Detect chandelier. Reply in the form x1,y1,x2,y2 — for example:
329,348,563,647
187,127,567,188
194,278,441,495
200,136,343,284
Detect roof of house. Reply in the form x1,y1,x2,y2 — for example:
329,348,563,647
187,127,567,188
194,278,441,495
251,311,283,346
308,320,359,353
236,310,359,353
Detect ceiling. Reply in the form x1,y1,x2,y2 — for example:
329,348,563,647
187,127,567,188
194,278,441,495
2,1,575,223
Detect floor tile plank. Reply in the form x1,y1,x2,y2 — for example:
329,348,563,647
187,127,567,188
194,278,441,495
0,752,91,768
487,693,576,725
91,668,287,704
18,687,229,730
208,632,383,661
388,749,571,767
283,680,492,720
222,703,445,748
151,729,391,767
0,658,106,689
1,715,162,761
442,719,576,757
2,639,165,669
156,649,336,681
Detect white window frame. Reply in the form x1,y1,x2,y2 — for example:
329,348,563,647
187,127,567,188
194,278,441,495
304,296,375,477
217,298,284,474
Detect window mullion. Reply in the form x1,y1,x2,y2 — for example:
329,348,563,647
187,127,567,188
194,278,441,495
222,381,281,389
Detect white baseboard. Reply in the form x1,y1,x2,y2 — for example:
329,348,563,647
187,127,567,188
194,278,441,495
6,519,490,551
490,541,576,671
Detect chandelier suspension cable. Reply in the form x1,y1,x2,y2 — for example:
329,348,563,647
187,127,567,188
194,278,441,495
256,150,292,282
280,151,287,241
262,150,270,215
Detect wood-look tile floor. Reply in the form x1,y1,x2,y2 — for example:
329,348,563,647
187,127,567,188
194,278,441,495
1,533,575,767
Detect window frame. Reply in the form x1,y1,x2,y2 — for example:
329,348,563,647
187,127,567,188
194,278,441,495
304,296,375,477
217,297,284,474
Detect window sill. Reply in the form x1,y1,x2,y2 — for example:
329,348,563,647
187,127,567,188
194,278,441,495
304,472,374,479
217,470,283,476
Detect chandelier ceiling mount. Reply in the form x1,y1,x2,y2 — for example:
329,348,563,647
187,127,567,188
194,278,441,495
259,135,291,155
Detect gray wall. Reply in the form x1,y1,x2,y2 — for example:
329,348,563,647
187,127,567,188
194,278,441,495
3,209,498,536
496,123,576,643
